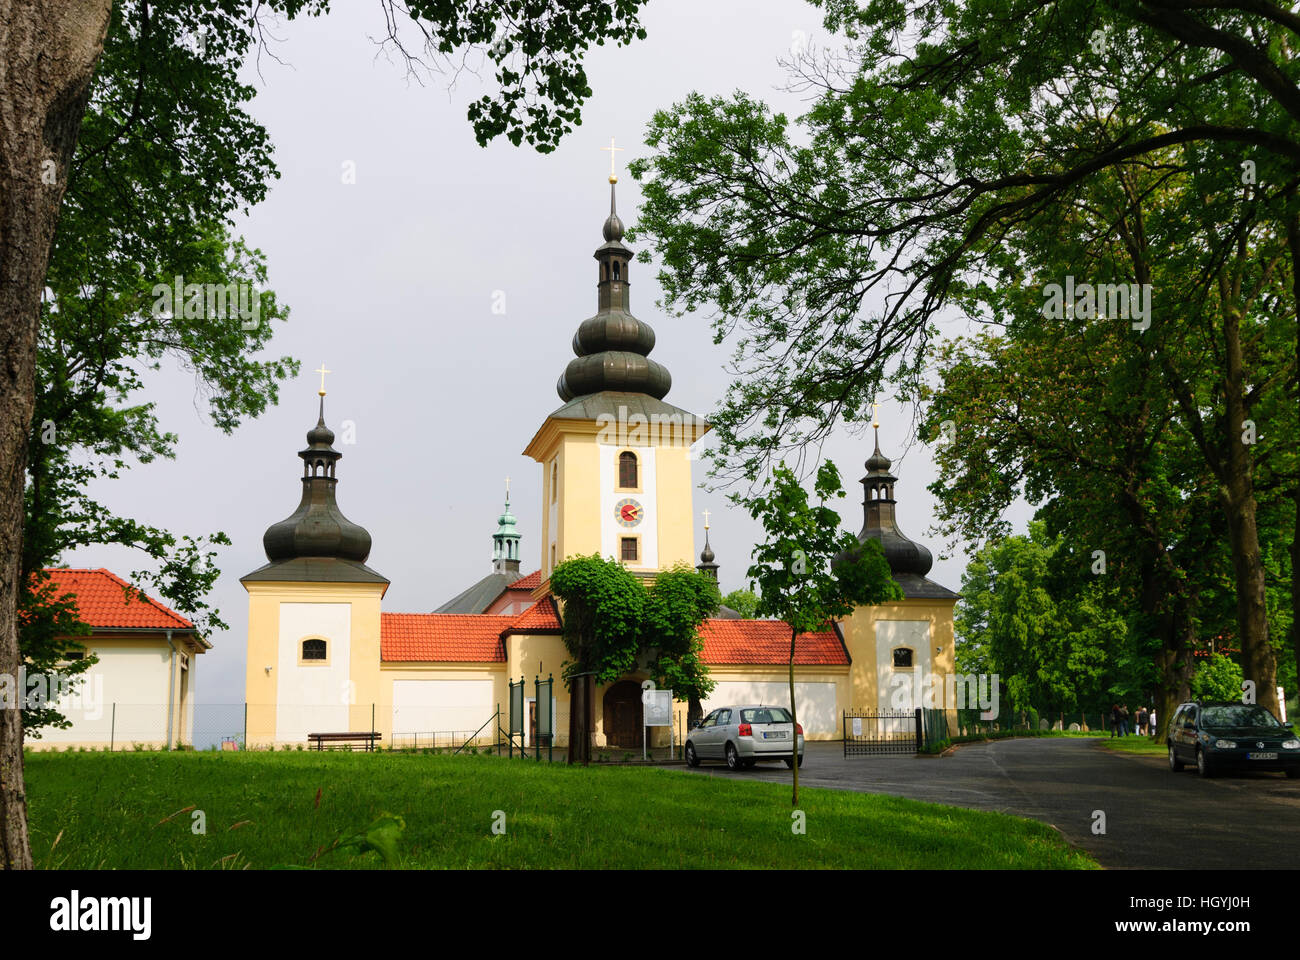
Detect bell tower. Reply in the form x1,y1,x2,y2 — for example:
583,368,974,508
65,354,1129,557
241,370,388,746
524,144,708,580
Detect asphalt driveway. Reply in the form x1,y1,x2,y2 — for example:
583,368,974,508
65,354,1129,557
673,737,1300,869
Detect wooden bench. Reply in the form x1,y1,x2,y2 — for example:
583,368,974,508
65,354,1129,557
307,732,382,752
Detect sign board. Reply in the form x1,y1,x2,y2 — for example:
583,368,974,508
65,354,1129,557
852,717,862,737
509,680,524,735
537,677,553,737
644,689,673,726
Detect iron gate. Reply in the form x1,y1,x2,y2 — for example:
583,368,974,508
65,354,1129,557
843,708,920,755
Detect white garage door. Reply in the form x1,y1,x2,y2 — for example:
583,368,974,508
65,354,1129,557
392,680,495,739
702,681,839,735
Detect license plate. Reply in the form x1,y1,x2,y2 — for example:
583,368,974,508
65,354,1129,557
764,731,787,739
1248,752,1278,760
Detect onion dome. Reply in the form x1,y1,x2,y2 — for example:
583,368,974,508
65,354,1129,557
697,513,718,580
556,181,672,402
831,425,959,603
261,397,374,564
851,428,933,576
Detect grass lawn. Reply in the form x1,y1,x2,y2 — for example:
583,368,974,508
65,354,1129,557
1100,736,1166,756
24,751,1097,870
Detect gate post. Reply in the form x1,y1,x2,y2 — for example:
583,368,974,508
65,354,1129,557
915,708,923,753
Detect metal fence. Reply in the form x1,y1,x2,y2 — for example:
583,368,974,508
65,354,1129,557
22,703,562,753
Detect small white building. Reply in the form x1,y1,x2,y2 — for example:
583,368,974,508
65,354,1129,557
27,568,208,749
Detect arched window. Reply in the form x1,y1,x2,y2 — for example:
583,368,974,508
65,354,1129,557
892,647,914,668
302,638,327,662
618,451,638,489
613,261,621,281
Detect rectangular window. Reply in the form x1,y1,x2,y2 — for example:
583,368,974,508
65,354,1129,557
620,537,639,562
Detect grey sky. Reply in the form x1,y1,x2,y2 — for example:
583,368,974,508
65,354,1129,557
62,0,1030,706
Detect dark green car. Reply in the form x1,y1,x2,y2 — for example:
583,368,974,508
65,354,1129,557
1167,701,1300,779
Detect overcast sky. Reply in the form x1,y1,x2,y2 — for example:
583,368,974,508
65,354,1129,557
62,0,1030,706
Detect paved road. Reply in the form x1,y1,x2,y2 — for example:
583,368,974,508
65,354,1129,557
672,737,1300,869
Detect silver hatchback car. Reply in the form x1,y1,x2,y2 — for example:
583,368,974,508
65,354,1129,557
685,704,805,770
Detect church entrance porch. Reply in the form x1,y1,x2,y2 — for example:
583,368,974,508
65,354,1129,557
602,680,644,748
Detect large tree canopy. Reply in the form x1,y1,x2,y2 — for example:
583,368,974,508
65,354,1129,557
1,0,654,870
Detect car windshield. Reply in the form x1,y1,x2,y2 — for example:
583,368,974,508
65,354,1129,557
1199,704,1280,728
741,707,791,724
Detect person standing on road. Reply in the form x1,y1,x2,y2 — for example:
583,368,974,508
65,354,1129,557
1137,706,1148,736
1149,706,1157,736
1119,704,1131,736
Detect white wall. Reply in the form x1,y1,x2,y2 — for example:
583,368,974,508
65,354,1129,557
599,445,657,567
703,680,838,735
276,602,350,741
392,679,495,742
875,620,932,711
36,644,172,745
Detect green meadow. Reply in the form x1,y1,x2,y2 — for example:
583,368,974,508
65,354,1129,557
25,751,1097,869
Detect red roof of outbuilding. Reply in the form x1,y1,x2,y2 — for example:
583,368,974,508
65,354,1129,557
381,613,512,662
508,570,542,591
698,619,847,666
39,568,195,630
502,595,562,634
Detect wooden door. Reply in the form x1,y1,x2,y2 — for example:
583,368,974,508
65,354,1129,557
603,681,643,748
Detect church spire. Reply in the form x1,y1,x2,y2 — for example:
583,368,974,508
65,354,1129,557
492,478,522,575
696,509,718,580
555,143,672,403
261,381,374,566
851,412,933,578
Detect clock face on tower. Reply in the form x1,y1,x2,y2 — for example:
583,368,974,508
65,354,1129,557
614,498,644,528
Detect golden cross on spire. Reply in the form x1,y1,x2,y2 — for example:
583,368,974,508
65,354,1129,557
871,399,881,429
602,136,625,184
315,363,332,397
702,508,711,530
504,476,511,497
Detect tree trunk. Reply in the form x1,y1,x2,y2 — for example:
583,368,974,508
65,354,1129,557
788,627,798,806
1287,211,1300,706
0,0,112,870
1221,306,1279,716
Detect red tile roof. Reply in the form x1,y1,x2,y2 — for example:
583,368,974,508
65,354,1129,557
39,568,195,630
381,613,512,662
699,619,847,666
507,570,542,591
502,596,562,634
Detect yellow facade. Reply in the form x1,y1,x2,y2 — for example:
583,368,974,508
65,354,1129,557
524,406,708,578
242,579,387,747
840,597,960,732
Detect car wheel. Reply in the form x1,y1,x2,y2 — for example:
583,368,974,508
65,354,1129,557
1168,745,1184,772
1196,748,1215,778
685,742,699,767
725,743,741,770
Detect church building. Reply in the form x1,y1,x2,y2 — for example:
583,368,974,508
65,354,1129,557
241,173,959,749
